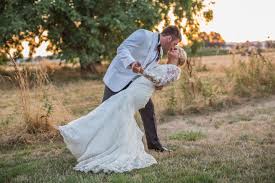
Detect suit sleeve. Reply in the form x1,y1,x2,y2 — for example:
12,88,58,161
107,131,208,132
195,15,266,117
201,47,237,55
116,29,146,69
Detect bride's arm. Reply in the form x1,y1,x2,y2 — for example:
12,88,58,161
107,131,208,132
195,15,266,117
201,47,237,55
140,65,181,86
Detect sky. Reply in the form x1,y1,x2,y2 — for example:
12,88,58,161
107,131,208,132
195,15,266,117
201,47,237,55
200,0,275,42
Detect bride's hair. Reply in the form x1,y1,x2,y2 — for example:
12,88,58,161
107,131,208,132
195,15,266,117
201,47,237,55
176,46,187,66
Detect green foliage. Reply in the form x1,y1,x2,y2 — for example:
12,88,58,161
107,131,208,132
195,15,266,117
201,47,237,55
0,52,9,65
184,47,229,57
0,0,213,69
41,88,54,127
196,79,216,99
190,41,204,56
167,86,178,115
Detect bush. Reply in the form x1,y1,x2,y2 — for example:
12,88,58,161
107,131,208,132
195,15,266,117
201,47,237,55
165,53,275,116
226,54,275,97
0,52,9,65
163,57,227,116
0,59,73,145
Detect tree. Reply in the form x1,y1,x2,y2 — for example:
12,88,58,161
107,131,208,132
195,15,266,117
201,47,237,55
169,0,214,41
198,31,225,47
0,0,214,73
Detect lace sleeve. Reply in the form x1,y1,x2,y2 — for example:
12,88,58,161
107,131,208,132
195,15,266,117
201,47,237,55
142,65,181,86
142,70,162,85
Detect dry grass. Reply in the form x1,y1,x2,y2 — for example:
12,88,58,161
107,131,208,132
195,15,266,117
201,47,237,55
1,95,274,182
1,53,275,182
1,53,275,144
225,54,275,97
153,51,275,122
0,59,73,145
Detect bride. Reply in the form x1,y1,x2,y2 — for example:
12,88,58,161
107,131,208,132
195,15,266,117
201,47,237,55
58,46,187,173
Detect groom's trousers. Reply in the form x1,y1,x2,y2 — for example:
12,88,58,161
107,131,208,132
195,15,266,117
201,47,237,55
102,83,161,149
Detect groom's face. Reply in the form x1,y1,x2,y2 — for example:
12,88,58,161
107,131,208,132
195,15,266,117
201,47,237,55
162,36,180,54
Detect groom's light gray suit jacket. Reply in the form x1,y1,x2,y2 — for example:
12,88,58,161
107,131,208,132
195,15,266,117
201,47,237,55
103,29,160,92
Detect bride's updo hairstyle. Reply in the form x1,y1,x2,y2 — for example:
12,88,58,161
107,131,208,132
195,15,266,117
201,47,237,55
176,45,187,66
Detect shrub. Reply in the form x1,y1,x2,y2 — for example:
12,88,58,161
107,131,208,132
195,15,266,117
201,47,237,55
225,54,275,97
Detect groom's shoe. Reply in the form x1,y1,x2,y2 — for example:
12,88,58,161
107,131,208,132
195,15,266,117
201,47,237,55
148,145,172,152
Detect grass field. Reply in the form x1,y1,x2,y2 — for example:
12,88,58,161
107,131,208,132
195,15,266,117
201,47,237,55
1,53,275,182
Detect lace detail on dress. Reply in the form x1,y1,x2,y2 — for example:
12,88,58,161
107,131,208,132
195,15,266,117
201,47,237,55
58,79,157,173
57,64,181,173
72,128,157,173
142,64,181,86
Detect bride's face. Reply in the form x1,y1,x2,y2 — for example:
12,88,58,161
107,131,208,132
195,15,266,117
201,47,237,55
161,36,180,54
167,48,179,65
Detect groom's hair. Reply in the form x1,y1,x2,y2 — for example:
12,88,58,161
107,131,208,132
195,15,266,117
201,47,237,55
161,26,182,41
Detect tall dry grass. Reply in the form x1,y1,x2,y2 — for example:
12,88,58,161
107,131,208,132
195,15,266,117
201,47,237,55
162,57,228,115
1,56,72,145
1,51,275,145
226,53,275,97
155,52,275,119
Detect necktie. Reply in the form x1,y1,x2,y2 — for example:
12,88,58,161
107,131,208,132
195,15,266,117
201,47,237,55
155,43,161,62
144,34,161,70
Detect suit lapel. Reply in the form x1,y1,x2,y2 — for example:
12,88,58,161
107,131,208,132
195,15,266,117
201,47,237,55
142,32,158,68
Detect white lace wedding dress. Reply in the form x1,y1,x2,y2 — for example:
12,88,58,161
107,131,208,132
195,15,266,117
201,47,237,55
58,64,181,173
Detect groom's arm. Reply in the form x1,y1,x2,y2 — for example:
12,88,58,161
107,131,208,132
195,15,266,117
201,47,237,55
116,29,146,69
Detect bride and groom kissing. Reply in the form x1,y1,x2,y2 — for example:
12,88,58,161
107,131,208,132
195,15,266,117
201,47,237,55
57,25,187,173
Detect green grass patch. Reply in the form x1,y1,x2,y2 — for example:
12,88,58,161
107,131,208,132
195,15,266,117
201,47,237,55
169,131,206,141
1,143,275,182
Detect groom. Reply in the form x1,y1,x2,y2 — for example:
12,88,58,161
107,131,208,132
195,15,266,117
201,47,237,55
102,26,181,152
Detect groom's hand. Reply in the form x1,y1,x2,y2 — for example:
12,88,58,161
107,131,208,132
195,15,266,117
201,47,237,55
131,62,142,73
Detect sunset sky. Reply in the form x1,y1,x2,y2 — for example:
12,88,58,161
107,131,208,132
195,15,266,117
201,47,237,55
200,0,275,42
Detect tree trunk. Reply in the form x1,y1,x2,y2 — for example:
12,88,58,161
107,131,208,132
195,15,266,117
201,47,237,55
80,62,101,78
